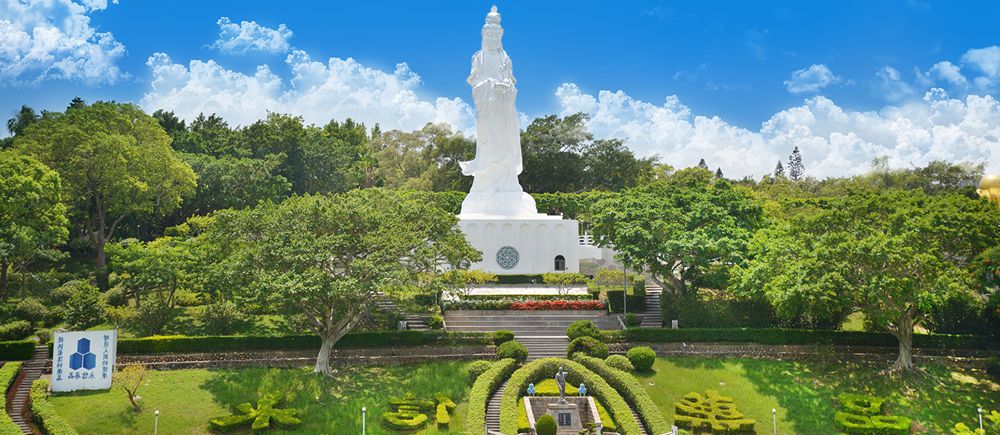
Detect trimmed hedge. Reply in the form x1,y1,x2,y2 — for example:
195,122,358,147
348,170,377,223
567,336,609,359
567,320,602,341
0,362,23,434
674,390,755,433
465,358,517,434
30,379,78,435
47,331,491,356
0,340,36,361
602,327,992,349
626,346,656,372
492,330,515,346
496,340,528,363
0,321,32,341
839,393,884,416
466,360,494,384
574,355,672,435
604,354,634,371
498,357,643,435
536,414,556,435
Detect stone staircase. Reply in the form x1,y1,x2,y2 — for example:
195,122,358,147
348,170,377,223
8,346,47,434
485,380,507,434
517,336,570,361
443,310,620,336
374,292,429,331
640,286,663,328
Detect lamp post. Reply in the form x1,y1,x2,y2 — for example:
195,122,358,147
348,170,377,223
154,410,159,435
362,407,367,435
979,407,984,431
772,408,777,434
622,263,628,316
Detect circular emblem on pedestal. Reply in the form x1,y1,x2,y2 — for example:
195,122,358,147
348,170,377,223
496,246,519,270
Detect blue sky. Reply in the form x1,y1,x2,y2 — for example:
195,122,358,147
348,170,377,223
2,0,999,178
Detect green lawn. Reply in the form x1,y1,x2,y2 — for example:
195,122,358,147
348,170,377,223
49,361,471,434
637,356,1000,434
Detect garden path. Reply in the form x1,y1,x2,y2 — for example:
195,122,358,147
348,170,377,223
7,345,46,434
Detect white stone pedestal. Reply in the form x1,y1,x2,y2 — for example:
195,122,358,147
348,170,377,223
458,214,580,274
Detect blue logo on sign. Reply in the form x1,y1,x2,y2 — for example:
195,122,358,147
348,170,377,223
69,338,96,370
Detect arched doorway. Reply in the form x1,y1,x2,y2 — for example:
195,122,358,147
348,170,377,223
554,255,566,271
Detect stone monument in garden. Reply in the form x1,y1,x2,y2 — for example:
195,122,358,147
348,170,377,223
457,6,583,274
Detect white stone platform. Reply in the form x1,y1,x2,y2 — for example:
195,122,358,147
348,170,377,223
458,214,580,274
443,285,588,301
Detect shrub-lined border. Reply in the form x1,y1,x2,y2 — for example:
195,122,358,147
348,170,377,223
603,328,991,349
465,358,517,434
1,362,23,433
573,354,671,434
499,357,642,435
30,379,78,435
44,331,491,356
0,340,35,361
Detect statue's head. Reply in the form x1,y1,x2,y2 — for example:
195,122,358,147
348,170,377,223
481,5,503,50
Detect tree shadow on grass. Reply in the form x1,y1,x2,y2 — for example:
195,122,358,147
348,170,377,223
740,358,836,434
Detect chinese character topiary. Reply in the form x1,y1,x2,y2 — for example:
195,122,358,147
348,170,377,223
834,393,911,435
674,390,755,434
209,392,301,432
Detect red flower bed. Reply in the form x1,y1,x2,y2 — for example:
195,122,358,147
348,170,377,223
510,300,605,311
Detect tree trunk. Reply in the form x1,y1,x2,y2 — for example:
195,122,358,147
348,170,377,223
94,238,109,291
891,315,915,371
0,258,7,300
314,335,335,377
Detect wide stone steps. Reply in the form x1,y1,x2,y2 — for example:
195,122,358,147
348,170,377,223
8,346,48,434
445,310,621,336
485,380,507,434
630,406,650,435
516,336,570,361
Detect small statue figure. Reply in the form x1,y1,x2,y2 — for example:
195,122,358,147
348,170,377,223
578,383,587,397
526,382,536,396
554,366,568,402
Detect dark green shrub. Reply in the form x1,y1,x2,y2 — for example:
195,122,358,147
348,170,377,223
535,414,556,435
428,314,444,330
31,379,79,435
173,292,202,307
0,321,32,341
47,281,76,305
465,358,517,433
43,306,65,327
497,340,528,363
35,330,50,345
567,336,608,359
662,292,779,329
566,320,601,340
492,330,515,346
133,298,173,336
626,346,656,371
0,340,35,360
14,298,47,326
65,283,104,330
200,301,250,335
624,312,641,328
839,394,884,416
574,355,672,435
605,354,634,371
101,285,128,307
0,362,22,432
674,390,755,433
466,360,494,384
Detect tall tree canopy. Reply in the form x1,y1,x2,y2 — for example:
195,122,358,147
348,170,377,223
196,190,479,375
732,189,1000,370
591,167,765,295
14,102,196,287
0,150,68,298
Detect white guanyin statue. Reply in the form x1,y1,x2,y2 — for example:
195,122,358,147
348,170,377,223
459,6,539,217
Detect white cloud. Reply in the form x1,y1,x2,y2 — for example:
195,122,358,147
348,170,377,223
210,17,293,54
876,66,915,101
555,83,1000,179
141,50,475,133
784,64,842,94
961,45,1000,78
0,0,125,85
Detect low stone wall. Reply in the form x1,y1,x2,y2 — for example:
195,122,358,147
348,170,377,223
43,345,493,372
612,342,996,368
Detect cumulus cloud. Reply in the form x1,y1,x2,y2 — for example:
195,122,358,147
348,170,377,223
784,64,842,94
555,83,1000,179
141,50,475,133
210,17,293,54
0,0,125,85
961,46,1000,78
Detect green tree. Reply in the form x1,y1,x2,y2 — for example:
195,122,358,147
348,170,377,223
788,146,804,180
591,167,765,295
197,190,479,375
773,161,785,178
242,113,308,193
151,109,187,137
733,189,999,371
109,236,198,309
171,113,244,157
367,124,470,190
520,113,590,193
15,102,196,288
581,138,657,191
176,153,291,215
0,150,68,299
300,118,370,194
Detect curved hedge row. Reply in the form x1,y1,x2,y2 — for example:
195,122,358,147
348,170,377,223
573,354,671,434
603,328,991,349
30,379,78,435
0,340,35,361
45,331,491,356
498,358,642,435
0,362,23,434
464,358,517,434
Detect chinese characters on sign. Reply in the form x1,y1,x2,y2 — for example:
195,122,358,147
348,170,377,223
51,330,117,392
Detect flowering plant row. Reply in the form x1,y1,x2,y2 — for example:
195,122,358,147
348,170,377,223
510,300,606,311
